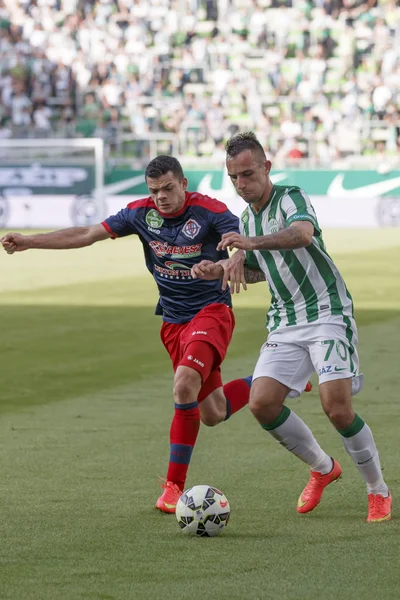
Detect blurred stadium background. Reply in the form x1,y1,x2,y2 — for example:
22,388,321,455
1,0,400,228
1,1,400,599
1,0,400,167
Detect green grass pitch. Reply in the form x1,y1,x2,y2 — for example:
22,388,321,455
1,229,400,600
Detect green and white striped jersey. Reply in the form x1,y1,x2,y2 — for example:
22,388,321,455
239,184,354,332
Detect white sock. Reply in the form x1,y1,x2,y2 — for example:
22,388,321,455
340,417,388,497
263,407,333,474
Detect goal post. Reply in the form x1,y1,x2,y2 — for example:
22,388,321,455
0,138,104,229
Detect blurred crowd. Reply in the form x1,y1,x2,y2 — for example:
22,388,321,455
1,0,400,164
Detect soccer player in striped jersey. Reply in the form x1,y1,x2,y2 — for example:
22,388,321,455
196,132,391,522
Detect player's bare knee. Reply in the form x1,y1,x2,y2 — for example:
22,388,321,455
320,379,354,429
250,398,281,422
324,403,355,430
249,391,278,420
173,379,195,404
173,366,203,404
173,375,200,405
322,395,354,428
249,377,286,421
249,392,263,416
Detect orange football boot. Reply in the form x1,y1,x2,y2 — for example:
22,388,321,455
155,480,182,514
367,492,392,522
297,458,342,514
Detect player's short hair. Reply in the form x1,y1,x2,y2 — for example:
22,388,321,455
145,156,184,181
225,132,266,162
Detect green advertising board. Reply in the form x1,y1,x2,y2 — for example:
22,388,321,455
103,169,400,228
2,167,400,228
104,169,400,198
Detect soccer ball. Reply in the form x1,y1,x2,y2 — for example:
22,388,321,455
175,485,230,537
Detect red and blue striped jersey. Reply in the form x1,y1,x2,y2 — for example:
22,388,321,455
102,191,239,323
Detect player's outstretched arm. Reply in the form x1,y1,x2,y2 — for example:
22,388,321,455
217,222,314,252
1,224,111,254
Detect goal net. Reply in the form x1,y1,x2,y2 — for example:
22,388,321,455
0,138,104,229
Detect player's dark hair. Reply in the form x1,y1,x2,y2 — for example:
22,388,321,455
145,155,184,181
225,132,266,162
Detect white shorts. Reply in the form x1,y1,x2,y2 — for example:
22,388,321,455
253,321,363,397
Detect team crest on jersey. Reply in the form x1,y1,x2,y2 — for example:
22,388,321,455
182,218,201,240
146,209,164,229
241,211,249,224
268,218,279,234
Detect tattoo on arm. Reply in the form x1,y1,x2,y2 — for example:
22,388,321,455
244,266,266,284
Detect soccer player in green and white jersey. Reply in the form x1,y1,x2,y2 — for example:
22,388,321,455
195,132,391,522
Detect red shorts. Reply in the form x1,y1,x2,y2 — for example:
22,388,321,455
160,303,235,401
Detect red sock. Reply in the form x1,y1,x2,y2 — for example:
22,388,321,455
166,401,200,490
223,376,252,420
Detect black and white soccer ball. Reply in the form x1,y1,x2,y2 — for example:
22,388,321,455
176,485,230,537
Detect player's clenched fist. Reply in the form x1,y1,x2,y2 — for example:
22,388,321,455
217,232,255,252
191,255,247,294
191,260,223,281
1,232,29,254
